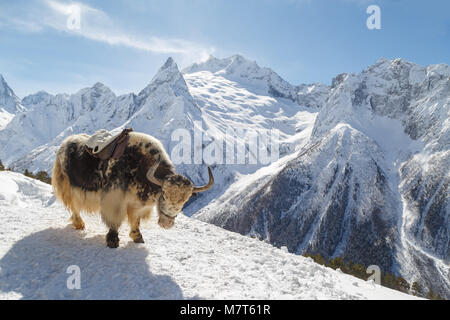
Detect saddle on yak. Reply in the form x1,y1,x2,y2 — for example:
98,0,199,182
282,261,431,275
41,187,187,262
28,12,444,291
85,128,133,161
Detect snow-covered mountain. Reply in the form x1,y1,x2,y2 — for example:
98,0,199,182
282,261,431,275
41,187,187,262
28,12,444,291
181,55,327,213
184,54,329,108
0,55,325,213
0,55,447,298
0,83,135,172
195,58,450,298
0,170,419,299
0,74,26,129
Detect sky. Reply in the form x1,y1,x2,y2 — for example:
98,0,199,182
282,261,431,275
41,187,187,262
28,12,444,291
0,0,449,98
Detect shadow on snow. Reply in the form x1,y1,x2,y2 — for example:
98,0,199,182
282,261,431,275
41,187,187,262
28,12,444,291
0,226,184,299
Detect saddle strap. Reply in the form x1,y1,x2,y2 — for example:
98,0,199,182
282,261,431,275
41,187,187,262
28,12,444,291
85,128,133,160
111,131,131,159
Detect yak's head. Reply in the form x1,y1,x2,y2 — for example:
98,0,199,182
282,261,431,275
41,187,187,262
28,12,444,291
146,159,214,229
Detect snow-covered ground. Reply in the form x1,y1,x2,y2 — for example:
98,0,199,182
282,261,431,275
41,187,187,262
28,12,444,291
0,171,418,299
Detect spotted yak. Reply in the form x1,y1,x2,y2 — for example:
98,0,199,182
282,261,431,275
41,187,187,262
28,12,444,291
52,131,213,248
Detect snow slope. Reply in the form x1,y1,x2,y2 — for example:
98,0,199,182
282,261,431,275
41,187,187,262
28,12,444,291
0,171,417,300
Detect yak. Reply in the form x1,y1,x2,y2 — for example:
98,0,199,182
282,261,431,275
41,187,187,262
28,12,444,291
52,131,213,248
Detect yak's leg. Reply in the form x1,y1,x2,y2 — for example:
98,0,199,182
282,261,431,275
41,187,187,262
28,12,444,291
127,207,144,243
100,190,126,248
70,209,85,230
105,229,119,248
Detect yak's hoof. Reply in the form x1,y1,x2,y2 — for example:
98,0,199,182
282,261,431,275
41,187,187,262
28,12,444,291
133,235,145,243
73,221,85,230
158,215,175,229
130,230,144,243
106,230,119,248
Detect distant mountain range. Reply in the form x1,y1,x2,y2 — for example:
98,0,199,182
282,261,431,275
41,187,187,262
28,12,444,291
0,55,448,298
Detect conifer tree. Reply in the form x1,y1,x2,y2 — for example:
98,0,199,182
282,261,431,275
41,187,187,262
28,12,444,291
326,257,346,272
24,169,33,178
426,288,443,300
382,272,397,290
351,263,367,280
396,276,410,293
303,253,326,266
35,171,51,184
411,281,422,296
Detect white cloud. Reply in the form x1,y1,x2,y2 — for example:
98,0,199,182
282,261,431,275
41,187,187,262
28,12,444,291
1,0,215,63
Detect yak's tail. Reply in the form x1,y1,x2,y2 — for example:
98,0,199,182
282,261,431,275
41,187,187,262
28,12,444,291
52,155,73,210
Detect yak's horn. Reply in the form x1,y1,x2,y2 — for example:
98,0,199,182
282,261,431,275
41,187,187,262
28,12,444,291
146,157,164,187
193,167,214,193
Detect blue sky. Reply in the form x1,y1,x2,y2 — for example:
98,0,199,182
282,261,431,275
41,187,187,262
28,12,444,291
0,0,449,97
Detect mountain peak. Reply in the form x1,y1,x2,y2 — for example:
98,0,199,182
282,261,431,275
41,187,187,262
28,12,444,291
229,54,247,63
138,57,189,99
21,91,53,107
92,82,106,88
183,54,306,101
204,54,217,62
182,54,256,75
375,57,389,65
0,74,11,93
0,74,25,114
230,54,255,65
150,57,182,83
74,82,114,98
90,82,115,95
365,57,418,75
161,57,176,69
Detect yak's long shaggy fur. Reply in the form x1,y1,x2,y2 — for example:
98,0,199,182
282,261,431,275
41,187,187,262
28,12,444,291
53,132,173,214
52,132,185,247
53,134,103,216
